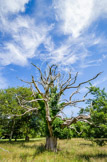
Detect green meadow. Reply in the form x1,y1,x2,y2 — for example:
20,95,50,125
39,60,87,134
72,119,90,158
0,138,107,162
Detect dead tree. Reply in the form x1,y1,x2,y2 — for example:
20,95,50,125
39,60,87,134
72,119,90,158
19,64,101,152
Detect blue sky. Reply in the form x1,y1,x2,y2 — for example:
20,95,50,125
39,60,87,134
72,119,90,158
0,0,107,116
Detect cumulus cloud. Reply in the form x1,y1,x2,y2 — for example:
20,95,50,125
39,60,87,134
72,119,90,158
53,0,107,37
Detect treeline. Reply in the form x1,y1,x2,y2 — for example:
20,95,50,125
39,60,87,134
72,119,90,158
0,85,107,144
0,87,46,141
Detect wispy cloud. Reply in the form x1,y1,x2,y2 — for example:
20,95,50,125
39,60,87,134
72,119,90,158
39,32,107,71
53,0,107,37
0,0,107,89
0,0,107,68
35,0,107,70
0,1,53,66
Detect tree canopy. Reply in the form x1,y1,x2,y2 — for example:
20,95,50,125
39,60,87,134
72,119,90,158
79,85,107,145
18,64,101,151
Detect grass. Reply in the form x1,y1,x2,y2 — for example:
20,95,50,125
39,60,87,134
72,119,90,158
0,138,107,162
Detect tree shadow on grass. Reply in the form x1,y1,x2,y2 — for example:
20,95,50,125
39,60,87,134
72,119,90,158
0,141,10,144
20,143,40,149
78,153,107,161
0,139,44,145
20,153,30,161
19,152,35,161
79,143,93,146
24,144,46,161
33,144,46,156
19,144,46,161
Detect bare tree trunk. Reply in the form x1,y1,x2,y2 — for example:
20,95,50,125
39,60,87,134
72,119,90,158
25,135,29,141
45,136,57,152
45,102,57,152
9,118,15,142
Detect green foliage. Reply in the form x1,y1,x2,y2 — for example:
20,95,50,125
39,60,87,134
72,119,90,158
47,87,73,138
52,118,73,139
36,94,46,120
49,87,60,117
0,87,38,116
0,87,45,140
79,85,107,145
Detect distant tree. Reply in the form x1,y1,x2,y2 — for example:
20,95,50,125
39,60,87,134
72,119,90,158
19,63,101,151
0,87,40,141
80,85,107,145
18,113,45,141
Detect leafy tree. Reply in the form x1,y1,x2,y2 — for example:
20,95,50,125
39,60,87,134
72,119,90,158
0,87,41,141
52,117,73,139
80,85,107,145
19,63,101,151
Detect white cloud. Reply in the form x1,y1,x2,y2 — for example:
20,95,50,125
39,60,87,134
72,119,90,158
0,0,107,70
47,44,79,65
0,43,28,66
39,32,104,70
53,0,107,37
35,0,107,70
0,0,53,66
44,36,55,52
0,0,29,15
0,19,52,66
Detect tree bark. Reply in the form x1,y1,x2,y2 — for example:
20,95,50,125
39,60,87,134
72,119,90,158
15,138,17,142
25,135,29,141
45,136,57,152
9,118,15,142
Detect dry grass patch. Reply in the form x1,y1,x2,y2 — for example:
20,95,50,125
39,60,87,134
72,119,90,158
0,138,107,162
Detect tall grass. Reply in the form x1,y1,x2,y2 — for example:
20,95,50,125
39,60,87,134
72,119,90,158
0,138,107,162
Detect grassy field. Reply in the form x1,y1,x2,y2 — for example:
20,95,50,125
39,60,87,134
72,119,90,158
0,138,107,162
